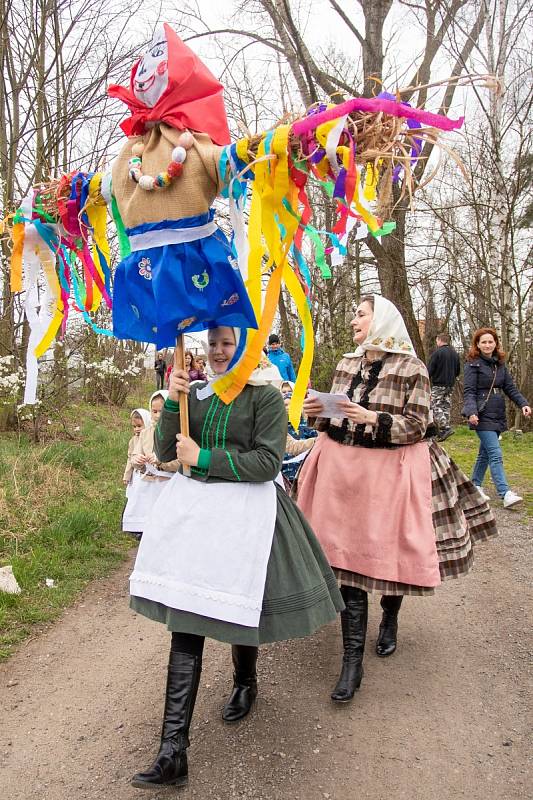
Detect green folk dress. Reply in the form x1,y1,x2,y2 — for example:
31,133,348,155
130,383,343,645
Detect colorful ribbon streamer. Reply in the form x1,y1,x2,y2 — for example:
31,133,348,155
8,93,464,413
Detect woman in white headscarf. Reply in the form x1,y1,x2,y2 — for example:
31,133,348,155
297,295,497,703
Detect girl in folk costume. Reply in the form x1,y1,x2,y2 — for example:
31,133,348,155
122,408,151,540
128,326,343,790
107,24,257,350
297,295,497,703
123,408,151,488
122,391,178,537
135,389,168,463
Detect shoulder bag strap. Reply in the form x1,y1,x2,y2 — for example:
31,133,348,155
478,364,497,414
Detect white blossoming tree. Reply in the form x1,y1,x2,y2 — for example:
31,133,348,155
84,346,146,406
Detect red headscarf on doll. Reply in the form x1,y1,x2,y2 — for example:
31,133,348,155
108,23,231,145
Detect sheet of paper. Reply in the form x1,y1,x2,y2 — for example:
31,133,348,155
308,389,349,418
144,463,176,479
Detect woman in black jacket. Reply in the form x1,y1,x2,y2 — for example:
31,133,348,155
462,327,530,508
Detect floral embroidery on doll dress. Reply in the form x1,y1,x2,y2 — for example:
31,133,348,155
138,257,152,280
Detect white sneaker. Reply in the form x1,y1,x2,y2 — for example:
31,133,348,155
503,490,523,508
477,488,491,502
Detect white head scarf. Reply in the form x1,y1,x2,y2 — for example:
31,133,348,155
346,294,416,358
196,327,283,400
149,389,169,405
131,407,151,427
246,352,283,387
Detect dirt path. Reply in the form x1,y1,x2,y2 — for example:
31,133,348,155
1,507,531,800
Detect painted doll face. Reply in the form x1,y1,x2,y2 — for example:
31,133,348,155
134,27,169,108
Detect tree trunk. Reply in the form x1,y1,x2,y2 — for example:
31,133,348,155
360,0,393,97
0,0,14,356
365,198,425,357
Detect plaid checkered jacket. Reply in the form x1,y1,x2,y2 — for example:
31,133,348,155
317,353,434,447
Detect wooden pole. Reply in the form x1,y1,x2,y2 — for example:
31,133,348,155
174,335,191,476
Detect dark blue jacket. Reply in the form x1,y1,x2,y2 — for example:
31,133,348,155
462,356,528,432
267,347,296,381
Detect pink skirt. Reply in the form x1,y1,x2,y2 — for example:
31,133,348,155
297,435,441,588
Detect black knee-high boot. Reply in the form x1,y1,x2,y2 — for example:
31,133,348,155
222,645,258,723
376,595,403,657
331,586,368,703
132,635,203,789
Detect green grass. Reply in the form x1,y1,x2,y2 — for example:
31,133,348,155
0,399,144,660
442,425,533,517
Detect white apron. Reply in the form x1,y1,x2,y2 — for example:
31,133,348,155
122,471,173,532
129,472,277,627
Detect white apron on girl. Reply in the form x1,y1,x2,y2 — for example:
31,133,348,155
123,392,172,533
122,469,175,532
129,472,277,627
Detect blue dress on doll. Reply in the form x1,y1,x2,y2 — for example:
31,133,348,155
112,209,256,349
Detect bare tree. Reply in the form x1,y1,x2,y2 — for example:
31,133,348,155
174,0,491,358
414,0,532,415
0,0,147,426
0,0,143,356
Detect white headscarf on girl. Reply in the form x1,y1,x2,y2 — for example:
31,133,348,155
150,389,169,405
345,294,416,358
246,352,283,387
230,328,284,386
196,328,283,400
131,407,151,427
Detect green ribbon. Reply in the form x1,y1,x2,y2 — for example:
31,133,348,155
110,196,131,259
305,226,332,278
280,198,331,279
371,220,397,238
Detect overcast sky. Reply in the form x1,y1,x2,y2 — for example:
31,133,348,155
123,0,467,117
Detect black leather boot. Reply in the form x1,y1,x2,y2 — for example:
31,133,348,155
222,645,258,723
331,586,368,703
131,650,202,789
376,595,403,657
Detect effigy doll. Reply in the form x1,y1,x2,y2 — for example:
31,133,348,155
107,23,257,349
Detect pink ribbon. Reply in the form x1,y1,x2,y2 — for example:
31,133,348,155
292,97,464,137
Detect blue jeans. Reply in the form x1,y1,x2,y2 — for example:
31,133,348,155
471,430,509,497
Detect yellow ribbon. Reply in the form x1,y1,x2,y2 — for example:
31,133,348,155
283,262,314,429
10,222,25,292
34,243,64,358
86,174,110,312
245,136,266,318
235,138,250,164
364,162,379,201
213,125,314,416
